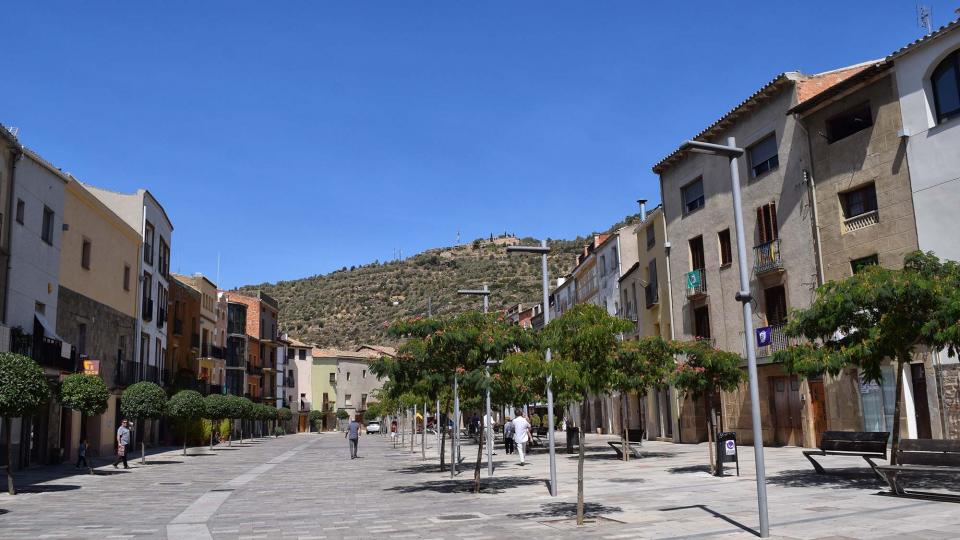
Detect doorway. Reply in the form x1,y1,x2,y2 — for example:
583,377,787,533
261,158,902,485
808,376,828,444
910,364,932,439
770,375,802,446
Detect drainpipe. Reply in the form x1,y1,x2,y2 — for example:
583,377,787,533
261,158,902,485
2,142,23,325
658,178,681,443
793,115,825,287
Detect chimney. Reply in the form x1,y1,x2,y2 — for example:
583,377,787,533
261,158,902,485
638,199,648,223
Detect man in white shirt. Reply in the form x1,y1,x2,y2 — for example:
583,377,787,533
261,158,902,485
512,410,532,465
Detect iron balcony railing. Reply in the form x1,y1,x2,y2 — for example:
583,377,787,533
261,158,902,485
142,298,154,321
211,345,225,360
645,282,659,307
739,323,794,359
754,239,783,275
116,360,137,386
144,365,159,384
685,269,707,298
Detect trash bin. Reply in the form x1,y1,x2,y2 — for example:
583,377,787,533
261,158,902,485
566,427,580,454
715,431,739,477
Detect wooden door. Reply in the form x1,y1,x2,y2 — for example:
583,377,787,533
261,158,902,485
910,364,932,439
771,376,802,446
808,378,828,444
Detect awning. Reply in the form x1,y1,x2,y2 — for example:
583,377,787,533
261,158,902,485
34,314,72,359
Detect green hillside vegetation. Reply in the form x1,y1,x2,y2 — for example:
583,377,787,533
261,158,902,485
239,216,639,348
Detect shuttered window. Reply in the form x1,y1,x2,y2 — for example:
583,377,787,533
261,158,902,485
757,203,778,244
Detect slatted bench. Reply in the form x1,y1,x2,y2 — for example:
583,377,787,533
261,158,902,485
877,439,960,498
607,430,645,459
803,431,888,480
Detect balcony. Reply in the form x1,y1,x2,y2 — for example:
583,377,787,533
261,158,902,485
754,239,784,276
645,282,659,308
685,269,707,299
285,378,295,388
298,400,311,412
842,210,879,234
116,360,137,386
144,365,159,384
142,298,154,322
247,364,264,376
739,323,795,361
211,345,225,360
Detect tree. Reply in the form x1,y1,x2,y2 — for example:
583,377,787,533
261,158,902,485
308,410,324,432
167,390,205,455
236,397,254,443
0,352,51,494
120,381,167,464
204,394,231,449
277,407,293,436
671,339,745,471
611,337,675,461
773,251,960,462
544,304,633,525
59,373,110,472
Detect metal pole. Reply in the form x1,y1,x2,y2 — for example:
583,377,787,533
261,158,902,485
453,374,460,477
481,284,494,477
727,136,770,537
542,240,558,497
436,398,441,456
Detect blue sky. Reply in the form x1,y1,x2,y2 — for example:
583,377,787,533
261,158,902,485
3,1,955,288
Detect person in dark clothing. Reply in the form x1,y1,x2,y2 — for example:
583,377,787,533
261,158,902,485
345,417,361,459
75,439,88,469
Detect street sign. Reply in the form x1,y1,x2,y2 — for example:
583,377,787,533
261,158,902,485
725,439,736,456
756,326,772,347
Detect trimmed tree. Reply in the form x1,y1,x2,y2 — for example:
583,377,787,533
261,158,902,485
59,373,110,473
276,406,293,436
308,410,324,432
773,251,960,462
204,394,231,449
0,352,51,494
237,397,254,443
611,337,675,462
671,339,745,471
167,390,206,455
544,304,633,525
120,381,167,464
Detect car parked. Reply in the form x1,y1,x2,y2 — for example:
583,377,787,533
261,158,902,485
366,421,381,434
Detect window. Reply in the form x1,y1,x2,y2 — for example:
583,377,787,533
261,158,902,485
841,183,878,219
142,272,153,321
298,348,306,360
689,236,705,270
851,254,879,274
764,285,788,325
748,134,779,178
932,50,960,123
344,394,352,407
140,333,150,365
718,229,732,266
693,306,711,339
362,369,367,379
123,264,131,291
757,202,779,244
143,221,155,265
81,238,91,270
41,206,54,244
361,394,367,409
646,224,655,250
346,371,351,381
681,177,705,214
599,255,606,277
826,102,873,143
35,301,45,315
158,237,169,277
15,199,24,224
329,372,336,383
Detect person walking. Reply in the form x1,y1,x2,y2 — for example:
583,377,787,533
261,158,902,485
512,410,532,466
345,416,361,459
75,438,88,469
503,416,514,454
112,419,131,469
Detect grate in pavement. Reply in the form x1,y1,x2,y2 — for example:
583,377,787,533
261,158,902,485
210,488,234,492
157,482,186,485
434,513,484,521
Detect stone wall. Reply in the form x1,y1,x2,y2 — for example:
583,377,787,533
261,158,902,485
938,363,960,440
56,285,136,389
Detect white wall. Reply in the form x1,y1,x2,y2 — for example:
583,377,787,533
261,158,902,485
894,30,960,262
7,155,65,331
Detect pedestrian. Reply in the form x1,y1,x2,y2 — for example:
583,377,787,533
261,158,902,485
503,416,514,454
75,438,88,469
512,410,532,465
113,419,131,469
345,416,361,459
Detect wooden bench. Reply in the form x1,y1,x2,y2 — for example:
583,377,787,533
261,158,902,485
607,429,645,459
528,426,549,448
802,431,888,480
877,439,960,498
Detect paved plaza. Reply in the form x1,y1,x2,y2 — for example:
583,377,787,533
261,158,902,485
1,431,959,539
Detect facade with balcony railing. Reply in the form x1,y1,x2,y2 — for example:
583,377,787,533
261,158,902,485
684,268,707,299
753,239,784,275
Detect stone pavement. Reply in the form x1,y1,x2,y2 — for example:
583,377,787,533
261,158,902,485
1,431,959,539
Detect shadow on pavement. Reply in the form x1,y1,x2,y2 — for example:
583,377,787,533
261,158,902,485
668,464,712,474
507,501,623,520
606,477,647,484
660,504,759,537
139,460,184,465
385,475,542,494
16,484,82,493
768,468,960,493
389,463,446,475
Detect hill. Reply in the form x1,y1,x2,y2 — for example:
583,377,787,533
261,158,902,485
239,216,639,348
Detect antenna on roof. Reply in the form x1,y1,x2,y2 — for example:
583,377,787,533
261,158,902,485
917,4,933,34
7,126,19,137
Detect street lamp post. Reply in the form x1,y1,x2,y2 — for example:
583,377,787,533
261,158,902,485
506,240,558,497
679,138,770,537
458,285,494,477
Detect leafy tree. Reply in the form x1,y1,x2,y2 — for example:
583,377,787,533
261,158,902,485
773,251,960,461
167,390,205,455
544,304,632,525
0,353,50,494
277,407,293,436
59,373,110,472
308,409,324,432
611,337,675,461
120,381,167,463
236,397,254,443
204,394,231,449
671,339,745,470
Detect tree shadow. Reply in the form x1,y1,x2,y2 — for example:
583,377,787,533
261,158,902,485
668,464,712,474
606,478,647,484
384,475,542,494
768,468,960,493
182,453,216,457
15,484,82,493
507,502,623,520
389,463,446,475
140,460,184,465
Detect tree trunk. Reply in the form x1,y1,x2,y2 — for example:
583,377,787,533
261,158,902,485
474,429,483,493
621,392,629,462
229,420,233,447
577,395,587,526
890,359,906,465
439,418,447,472
421,403,426,461
6,417,15,495
705,396,716,474
210,423,214,451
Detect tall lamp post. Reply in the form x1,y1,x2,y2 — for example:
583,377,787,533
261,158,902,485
457,285,494,477
506,240,558,497
679,138,770,537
